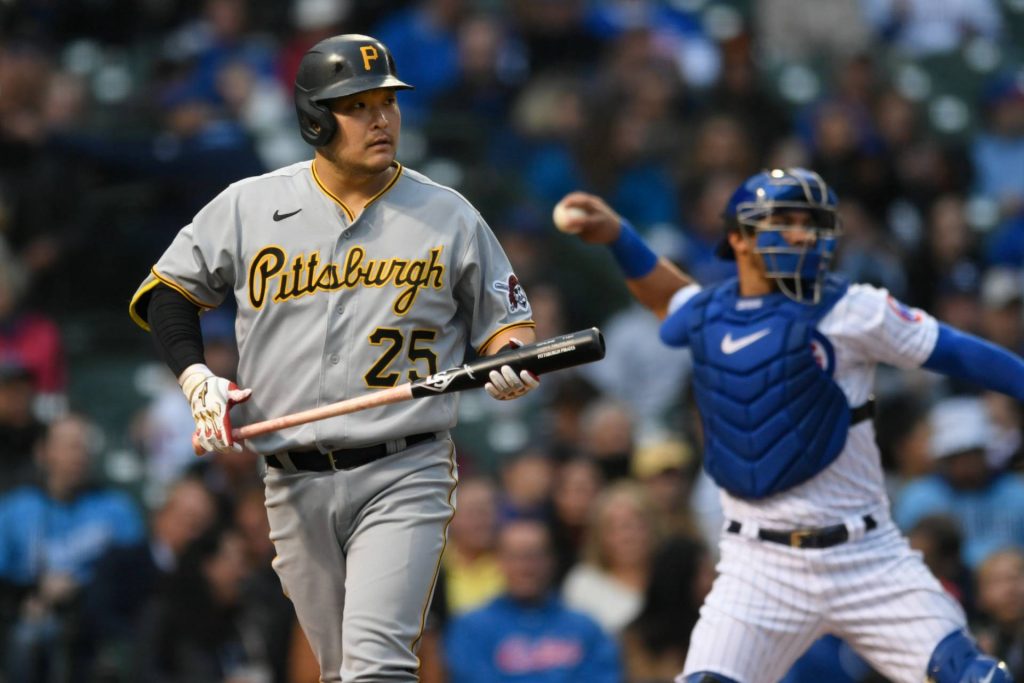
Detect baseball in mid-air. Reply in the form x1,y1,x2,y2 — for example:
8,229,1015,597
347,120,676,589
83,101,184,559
552,201,588,233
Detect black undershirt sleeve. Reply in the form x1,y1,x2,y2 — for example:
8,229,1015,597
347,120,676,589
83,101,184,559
147,285,205,377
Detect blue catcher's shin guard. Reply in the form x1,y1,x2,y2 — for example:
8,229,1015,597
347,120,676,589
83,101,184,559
927,630,1013,683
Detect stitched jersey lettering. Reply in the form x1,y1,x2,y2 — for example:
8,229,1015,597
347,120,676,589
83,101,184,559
248,245,445,314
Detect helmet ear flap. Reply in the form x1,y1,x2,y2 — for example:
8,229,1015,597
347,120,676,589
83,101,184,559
296,94,337,146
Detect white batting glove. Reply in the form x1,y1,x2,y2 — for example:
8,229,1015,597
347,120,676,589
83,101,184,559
484,338,540,401
179,364,252,454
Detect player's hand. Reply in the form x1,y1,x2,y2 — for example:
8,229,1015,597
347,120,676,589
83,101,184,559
179,364,252,454
484,338,540,400
485,365,540,400
38,573,79,606
553,192,625,245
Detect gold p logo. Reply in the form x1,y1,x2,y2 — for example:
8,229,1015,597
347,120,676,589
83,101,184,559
360,45,379,71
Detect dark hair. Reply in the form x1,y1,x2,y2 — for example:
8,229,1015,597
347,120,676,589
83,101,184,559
163,524,239,642
874,391,928,473
627,535,708,655
909,514,963,564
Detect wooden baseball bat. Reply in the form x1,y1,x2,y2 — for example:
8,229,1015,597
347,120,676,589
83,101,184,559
193,327,605,452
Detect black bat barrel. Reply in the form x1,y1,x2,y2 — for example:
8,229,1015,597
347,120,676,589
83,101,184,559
410,327,606,397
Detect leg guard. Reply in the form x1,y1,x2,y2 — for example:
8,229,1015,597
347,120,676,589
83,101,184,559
926,630,1014,683
684,673,742,683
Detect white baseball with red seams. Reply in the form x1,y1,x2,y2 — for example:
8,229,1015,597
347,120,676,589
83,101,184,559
552,199,588,233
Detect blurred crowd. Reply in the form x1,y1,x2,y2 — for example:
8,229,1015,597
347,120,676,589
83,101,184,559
2,0,1024,681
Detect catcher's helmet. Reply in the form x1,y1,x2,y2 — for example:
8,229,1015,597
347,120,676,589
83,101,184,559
294,34,413,147
718,168,841,302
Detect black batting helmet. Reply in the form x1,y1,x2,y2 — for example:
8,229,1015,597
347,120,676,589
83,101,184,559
294,34,413,147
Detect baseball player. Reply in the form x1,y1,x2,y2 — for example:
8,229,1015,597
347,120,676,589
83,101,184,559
129,34,539,682
553,169,1024,683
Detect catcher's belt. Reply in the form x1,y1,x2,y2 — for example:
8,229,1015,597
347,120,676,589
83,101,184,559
727,514,877,549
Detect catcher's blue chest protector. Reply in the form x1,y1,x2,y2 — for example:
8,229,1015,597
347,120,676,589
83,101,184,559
686,276,850,499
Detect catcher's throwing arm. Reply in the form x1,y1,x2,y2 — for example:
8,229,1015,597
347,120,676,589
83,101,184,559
193,328,605,453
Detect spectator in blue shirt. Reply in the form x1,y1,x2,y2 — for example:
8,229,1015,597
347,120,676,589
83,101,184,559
973,73,1024,229
82,478,218,678
445,519,622,683
373,0,464,126
895,396,1024,569
0,413,144,682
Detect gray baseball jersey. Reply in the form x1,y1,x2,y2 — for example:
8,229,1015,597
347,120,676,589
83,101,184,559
130,159,534,455
131,159,533,681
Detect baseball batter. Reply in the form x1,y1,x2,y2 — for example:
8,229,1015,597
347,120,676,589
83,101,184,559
553,169,1024,683
129,35,539,682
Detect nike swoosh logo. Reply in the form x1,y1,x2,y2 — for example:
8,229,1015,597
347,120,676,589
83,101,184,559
721,328,771,354
273,208,302,221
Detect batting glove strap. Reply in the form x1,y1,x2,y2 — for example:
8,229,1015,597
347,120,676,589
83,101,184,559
179,363,215,401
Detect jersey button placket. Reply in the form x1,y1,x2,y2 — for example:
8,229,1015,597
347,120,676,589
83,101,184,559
333,226,351,368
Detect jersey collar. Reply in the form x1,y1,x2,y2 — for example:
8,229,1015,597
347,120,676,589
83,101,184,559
311,160,404,222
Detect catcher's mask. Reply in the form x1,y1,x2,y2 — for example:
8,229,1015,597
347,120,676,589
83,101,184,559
294,34,413,147
717,168,841,304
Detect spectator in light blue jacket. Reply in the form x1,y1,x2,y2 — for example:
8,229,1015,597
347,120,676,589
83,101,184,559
444,518,622,683
0,412,144,682
895,396,1024,569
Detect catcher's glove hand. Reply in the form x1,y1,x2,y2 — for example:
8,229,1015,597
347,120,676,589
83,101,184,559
179,364,252,453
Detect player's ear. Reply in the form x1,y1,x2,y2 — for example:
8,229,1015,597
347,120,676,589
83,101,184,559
727,229,749,257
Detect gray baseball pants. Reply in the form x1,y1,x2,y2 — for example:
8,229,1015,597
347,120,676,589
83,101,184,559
264,435,457,682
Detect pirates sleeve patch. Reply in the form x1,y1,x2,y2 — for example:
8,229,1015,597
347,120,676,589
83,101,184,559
492,274,529,314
